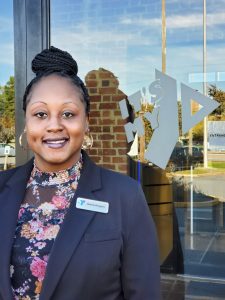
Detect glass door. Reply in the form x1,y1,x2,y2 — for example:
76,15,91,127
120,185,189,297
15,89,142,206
51,0,225,280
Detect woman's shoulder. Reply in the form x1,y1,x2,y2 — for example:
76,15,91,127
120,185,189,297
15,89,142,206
0,166,20,187
0,159,33,189
0,166,20,177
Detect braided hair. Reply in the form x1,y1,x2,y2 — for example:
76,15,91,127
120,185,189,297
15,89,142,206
23,46,90,114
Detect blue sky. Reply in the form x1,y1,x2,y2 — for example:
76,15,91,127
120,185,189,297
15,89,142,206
1,0,225,99
0,1,14,86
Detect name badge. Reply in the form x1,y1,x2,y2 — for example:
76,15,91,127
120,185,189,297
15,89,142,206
76,197,109,214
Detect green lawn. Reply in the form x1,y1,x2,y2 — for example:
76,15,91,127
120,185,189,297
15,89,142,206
174,162,225,175
208,161,225,168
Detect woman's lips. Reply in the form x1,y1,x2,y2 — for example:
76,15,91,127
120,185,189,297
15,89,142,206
43,139,69,149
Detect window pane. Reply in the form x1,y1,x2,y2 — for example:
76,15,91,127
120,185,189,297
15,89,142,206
0,1,15,171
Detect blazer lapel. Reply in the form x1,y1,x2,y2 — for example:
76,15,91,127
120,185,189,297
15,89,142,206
40,152,102,300
0,160,34,300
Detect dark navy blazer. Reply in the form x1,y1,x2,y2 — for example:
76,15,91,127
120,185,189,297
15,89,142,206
0,151,161,300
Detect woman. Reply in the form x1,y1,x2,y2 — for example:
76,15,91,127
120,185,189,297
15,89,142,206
0,46,161,300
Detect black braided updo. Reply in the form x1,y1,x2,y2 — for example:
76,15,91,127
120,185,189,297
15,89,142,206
23,46,90,114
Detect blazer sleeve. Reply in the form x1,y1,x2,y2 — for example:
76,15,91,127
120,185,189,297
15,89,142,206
121,183,161,300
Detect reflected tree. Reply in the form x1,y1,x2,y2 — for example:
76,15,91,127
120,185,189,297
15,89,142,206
208,85,225,118
0,76,15,143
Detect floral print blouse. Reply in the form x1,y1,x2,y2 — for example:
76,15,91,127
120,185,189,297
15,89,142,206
10,157,82,300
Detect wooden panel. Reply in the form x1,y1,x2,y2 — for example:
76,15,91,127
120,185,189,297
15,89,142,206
143,185,173,204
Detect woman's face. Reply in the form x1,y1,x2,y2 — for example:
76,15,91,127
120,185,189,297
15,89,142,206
25,75,88,172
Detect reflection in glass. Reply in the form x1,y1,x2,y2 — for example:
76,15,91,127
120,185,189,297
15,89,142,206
51,0,225,284
0,1,15,170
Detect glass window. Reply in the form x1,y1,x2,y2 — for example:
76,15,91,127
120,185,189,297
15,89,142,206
167,0,225,280
51,0,161,96
51,0,225,283
0,1,15,171
51,0,174,273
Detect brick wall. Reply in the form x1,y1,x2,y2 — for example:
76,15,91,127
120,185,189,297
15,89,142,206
85,68,129,174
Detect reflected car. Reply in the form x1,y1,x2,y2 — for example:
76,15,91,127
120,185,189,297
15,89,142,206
166,146,203,172
183,146,203,166
0,144,15,157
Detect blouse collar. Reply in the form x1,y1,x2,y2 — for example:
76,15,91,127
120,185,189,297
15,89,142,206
28,155,83,186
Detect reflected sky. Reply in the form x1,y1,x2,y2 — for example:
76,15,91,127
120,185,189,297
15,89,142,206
0,1,13,85
50,0,225,96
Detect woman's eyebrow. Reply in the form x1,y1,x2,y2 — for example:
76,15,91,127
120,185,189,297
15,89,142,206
29,100,79,108
30,101,47,106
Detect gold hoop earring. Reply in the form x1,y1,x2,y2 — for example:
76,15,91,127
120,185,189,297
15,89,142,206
19,129,28,150
82,130,93,150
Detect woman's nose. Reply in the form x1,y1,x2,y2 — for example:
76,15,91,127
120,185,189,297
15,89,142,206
46,116,63,132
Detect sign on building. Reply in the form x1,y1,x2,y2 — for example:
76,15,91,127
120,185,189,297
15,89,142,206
208,121,225,151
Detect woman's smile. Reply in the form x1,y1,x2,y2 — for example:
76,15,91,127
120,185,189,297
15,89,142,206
42,137,69,149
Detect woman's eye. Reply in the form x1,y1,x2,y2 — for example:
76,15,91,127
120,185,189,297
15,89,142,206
34,112,47,118
62,112,74,118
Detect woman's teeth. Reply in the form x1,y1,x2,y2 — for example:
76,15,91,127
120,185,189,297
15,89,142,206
47,140,66,144
44,139,68,148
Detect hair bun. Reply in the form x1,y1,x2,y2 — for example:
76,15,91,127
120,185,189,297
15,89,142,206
32,46,78,76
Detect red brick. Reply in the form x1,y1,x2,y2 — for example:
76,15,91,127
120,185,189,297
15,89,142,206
112,141,127,148
118,164,128,172
112,95,125,102
112,79,119,86
102,127,111,133
89,88,98,94
116,119,126,125
113,126,125,133
103,95,111,102
93,141,101,148
90,111,100,117
112,157,127,163
99,134,114,140
102,111,111,117
90,103,98,110
89,119,98,125
86,80,97,87
114,111,123,117
89,149,97,155
103,156,112,163
86,73,96,80
117,89,125,95
99,87,117,94
91,156,102,163
89,126,101,132
99,133,115,140
99,72,113,79
118,149,127,155
103,149,116,156
90,95,101,102
99,119,115,126
99,103,117,110
116,134,127,141
92,134,97,140
102,141,111,148
102,80,110,87
98,149,103,155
